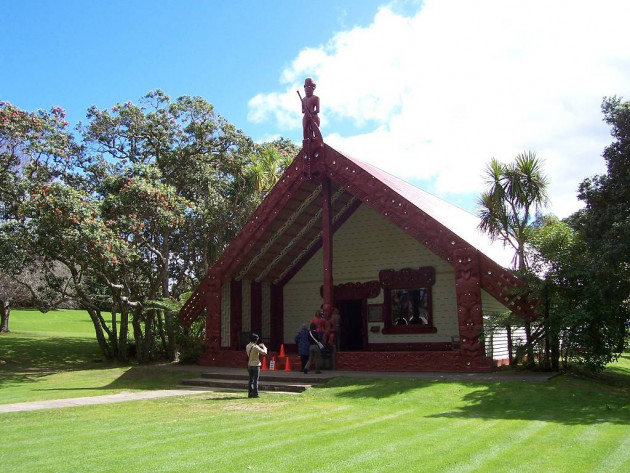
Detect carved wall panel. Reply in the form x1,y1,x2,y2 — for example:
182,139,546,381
335,351,492,372
320,280,382,301
204,268,223,355
379,266,436,288
454,247,485,358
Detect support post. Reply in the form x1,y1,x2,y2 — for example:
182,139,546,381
322,177,334,318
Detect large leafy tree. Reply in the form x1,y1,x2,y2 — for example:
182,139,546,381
527,215,624,372
571,96,630,356
0,102,78,332
3,93,296,362
478,151,549,364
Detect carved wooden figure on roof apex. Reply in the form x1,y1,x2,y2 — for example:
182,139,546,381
298,78,323,178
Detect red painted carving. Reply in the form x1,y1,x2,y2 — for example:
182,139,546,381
454,247,485,357
179,276,211,328
298,78,323,179
478,253,539,320
335,351,493,372
379,266,435,288
203,268,222,356
321,280,381,300
322,177,334,319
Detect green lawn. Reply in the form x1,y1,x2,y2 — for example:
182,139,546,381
0,309,198,404
1,310,630,472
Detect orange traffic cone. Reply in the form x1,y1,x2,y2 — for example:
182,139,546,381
284,356,291,371
261,357,268,371
279,344,286,357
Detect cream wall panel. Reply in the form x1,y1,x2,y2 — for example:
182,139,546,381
284,204,459,344
241,280,251,332
481,290,507,315
262,282,271,340
221,282,230,347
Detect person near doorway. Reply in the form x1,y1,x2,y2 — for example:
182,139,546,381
304,323,322,374
294,324,310,371
246,333,267,398
311,309,325,338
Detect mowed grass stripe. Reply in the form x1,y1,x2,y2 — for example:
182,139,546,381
592,424,630,473
445,419,548,473
325,418,479,472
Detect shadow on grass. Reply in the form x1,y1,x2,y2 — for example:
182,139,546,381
427,376,630,426
0,335,103,387
0,334,199,393
324,375,630,426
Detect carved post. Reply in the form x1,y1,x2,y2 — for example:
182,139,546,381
322,177,334,318
454,247,485,361
204,267,223,357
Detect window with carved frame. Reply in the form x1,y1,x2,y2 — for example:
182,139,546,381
380,266,437,334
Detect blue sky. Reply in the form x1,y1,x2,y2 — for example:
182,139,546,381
2,0,402,139
3,0,630,218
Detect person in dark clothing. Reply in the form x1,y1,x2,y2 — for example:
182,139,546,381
303,322,322,374
294,324,310,372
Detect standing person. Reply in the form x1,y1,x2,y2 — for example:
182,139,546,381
245,333,267,398
294,324,310,372
311,309,325,338
303,322,322,374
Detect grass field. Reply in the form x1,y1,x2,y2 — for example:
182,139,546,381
1,309,629,472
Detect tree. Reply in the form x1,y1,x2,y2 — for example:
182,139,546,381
0,102,78,331
528,215,625,372
2,94,296,362
571,96,630,356
478,151,549,365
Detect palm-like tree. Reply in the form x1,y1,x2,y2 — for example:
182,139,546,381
478,151,549,270
478,151,549,366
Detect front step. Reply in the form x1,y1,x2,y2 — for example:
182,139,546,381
201,371,326,384
181,370,330,394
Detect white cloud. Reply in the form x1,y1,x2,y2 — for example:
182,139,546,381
248,0,630,218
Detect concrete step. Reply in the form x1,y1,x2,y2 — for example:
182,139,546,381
181,369,331,393
200,371,327,384
181,377,312,393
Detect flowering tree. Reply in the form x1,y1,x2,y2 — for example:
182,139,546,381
0,102,78,332
2,93,297,362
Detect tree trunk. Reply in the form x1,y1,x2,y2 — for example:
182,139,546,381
139,310,155,363
1,300,10,333
524,319,535,367
85,306,114,359
118,305,129,362
165,310,176,361
542,284,551,370
506,325,515,367
132,311,144,362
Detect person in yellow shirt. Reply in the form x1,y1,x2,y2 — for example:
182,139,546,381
246,333,267,398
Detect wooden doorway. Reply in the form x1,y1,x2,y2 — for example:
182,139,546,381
337,299,364,351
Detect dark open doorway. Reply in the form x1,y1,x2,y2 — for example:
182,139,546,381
337,299,364,351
